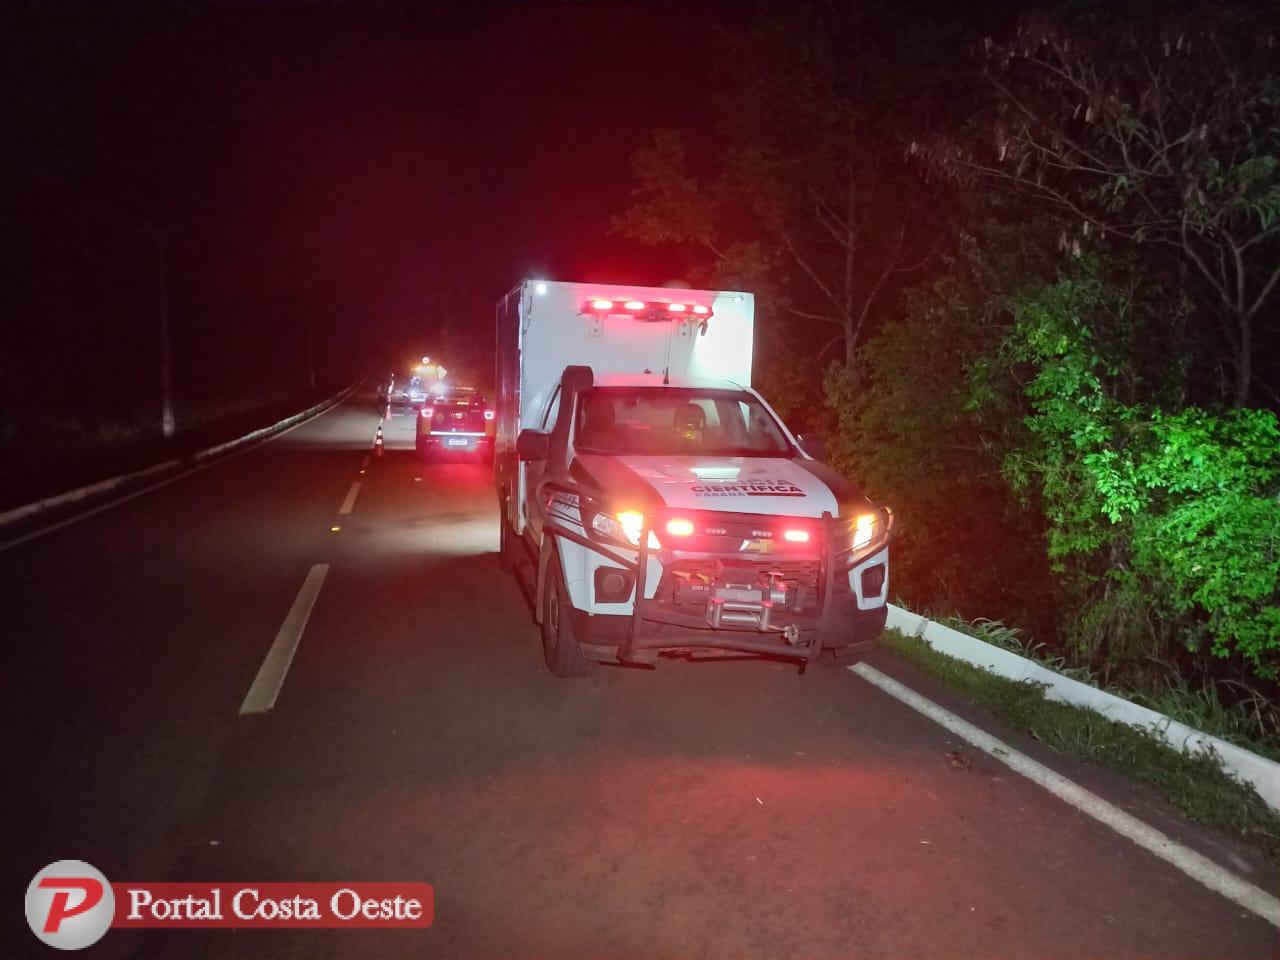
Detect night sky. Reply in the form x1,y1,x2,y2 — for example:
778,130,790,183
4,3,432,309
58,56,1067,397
2,1,726,383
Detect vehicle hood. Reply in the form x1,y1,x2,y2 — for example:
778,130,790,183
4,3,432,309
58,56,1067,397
571,454,869,518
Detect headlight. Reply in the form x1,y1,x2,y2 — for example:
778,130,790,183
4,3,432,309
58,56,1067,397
852,513,876,550
590,509,660,549
848,508,891,553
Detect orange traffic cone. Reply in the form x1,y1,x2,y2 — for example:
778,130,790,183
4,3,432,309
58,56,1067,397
374,425,385,459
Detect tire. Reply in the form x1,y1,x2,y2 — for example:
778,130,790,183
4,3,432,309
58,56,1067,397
541,551,596,678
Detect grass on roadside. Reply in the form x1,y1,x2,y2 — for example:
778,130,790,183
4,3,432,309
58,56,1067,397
937,614,1280,762
880,628,1280,866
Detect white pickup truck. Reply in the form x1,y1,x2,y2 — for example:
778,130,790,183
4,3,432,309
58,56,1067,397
494,280,891,676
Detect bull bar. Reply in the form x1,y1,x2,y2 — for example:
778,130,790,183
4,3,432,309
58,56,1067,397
533,475,883,666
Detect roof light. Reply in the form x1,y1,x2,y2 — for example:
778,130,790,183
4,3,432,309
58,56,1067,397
692,304,709,315
665,518,695,537
535,282,548,295
624,300,645,311
591,299,614,311
667,302,687,313
783,529,810,543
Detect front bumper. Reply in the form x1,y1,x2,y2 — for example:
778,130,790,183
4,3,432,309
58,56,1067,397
570,595,887,663
538,477,890,666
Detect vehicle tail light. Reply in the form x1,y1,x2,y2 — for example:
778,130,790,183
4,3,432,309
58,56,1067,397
665,518,695,537
421,406,434,418
483,410,495,420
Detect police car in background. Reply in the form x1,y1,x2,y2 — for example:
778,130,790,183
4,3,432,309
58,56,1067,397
416,386,495,458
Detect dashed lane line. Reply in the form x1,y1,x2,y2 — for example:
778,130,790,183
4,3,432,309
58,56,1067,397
338,481,362,515
240,564,330,716
850,662,1280,929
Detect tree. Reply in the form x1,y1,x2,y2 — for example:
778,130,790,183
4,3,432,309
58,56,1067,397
826,218,1062,632
1004,269,1280,679
915,4,1280,405
613,10,945,366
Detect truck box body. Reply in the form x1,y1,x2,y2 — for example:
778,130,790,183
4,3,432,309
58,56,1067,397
494,279,890,674
496,280,754,436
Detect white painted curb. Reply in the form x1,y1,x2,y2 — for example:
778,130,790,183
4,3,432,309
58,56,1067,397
0,380,362,531
885,604,1280,812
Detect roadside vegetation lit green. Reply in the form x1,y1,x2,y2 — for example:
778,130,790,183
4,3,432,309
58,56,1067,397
615,1,1280,753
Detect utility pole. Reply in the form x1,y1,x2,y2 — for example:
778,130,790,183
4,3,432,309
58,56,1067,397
307,314,316,390
147,228,176,438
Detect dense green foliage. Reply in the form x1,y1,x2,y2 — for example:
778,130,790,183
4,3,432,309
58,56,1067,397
825,226,1060,635
619,1,1280,734
1002,273,1280,679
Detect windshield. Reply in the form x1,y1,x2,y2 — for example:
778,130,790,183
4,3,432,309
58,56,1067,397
573,387,793,457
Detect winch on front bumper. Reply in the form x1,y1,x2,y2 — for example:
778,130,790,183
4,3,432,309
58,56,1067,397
536,476,891,666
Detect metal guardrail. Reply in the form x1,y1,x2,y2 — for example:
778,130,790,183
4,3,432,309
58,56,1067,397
0,378,363,542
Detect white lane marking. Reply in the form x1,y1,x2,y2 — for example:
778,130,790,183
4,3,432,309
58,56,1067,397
338,481,362,515
240,564,330,716
0,386,362,554
850,662,1280,929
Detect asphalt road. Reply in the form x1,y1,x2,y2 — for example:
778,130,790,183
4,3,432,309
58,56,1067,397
3,392,1276,958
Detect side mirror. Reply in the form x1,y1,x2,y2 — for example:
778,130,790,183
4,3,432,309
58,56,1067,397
517,428,551,461
797,433,826,462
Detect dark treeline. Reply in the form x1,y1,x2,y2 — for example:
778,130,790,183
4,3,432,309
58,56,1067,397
0,216,359,445
618,0,1280,741
0,3,390,450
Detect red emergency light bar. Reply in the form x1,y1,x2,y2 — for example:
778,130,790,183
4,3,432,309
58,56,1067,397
581,298,714,322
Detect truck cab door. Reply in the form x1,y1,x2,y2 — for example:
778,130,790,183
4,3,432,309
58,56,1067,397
523,386,560,541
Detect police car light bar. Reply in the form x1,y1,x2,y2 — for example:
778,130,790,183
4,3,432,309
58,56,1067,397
582,299,714,322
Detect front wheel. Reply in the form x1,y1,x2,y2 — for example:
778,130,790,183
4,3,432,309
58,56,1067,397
542,552,596,678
